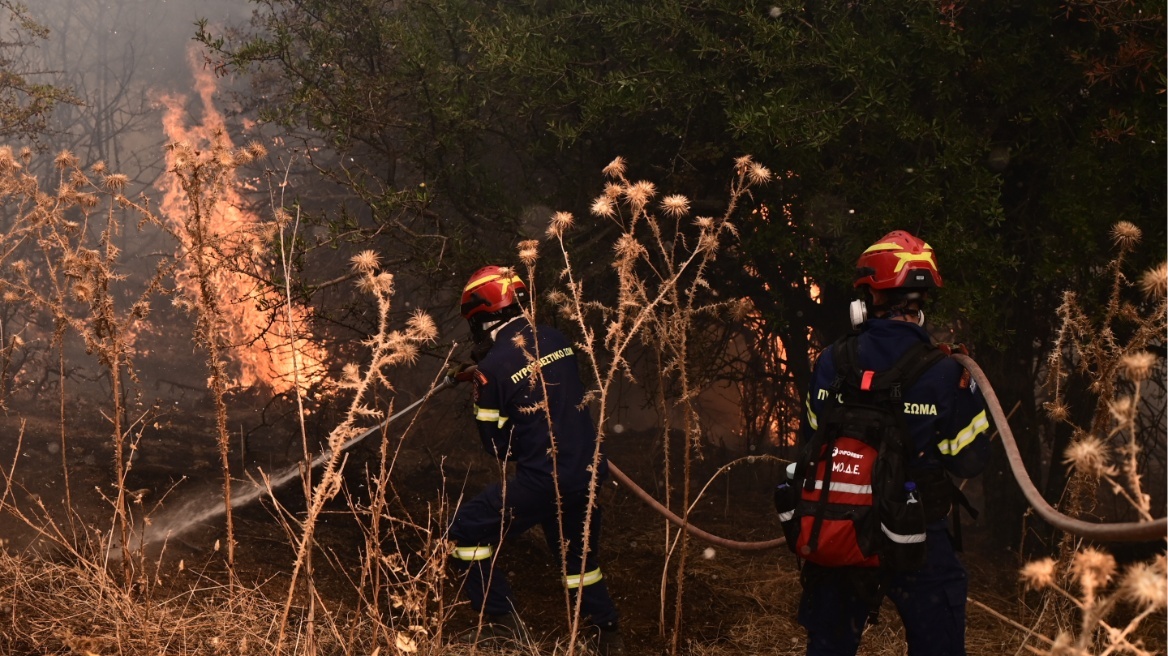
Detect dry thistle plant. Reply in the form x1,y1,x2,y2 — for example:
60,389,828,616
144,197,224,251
1018,221,1167,654
162,134,273,570
0,147,169,572
1045,221,1166,522
270,249,437,653
161,128,336,574
1020,549,1166,655
537,155,771,653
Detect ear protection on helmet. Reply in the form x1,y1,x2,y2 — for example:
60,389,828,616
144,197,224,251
848,299,868,329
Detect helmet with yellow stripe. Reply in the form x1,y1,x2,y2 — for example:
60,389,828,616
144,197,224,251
460,265,528,322
854,230,943,291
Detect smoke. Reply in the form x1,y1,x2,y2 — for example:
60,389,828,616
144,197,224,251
24,0,252,188
13,1,329,394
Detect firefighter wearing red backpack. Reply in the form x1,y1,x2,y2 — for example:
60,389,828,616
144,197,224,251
777,231,990,655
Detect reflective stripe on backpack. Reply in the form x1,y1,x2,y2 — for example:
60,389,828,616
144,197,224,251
881,522,927,544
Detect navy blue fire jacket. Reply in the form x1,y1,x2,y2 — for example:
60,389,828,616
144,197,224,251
800,319,990,479
471,317,607,493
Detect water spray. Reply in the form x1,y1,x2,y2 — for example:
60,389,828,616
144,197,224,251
116,377,458,556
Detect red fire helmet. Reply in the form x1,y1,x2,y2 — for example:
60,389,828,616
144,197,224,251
853,230,943,290
460,265,528,320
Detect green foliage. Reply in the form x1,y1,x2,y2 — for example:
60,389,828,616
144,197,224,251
203,0,1165,370
0,1,72,139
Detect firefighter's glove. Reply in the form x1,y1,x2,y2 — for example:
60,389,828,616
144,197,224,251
936,342,969,357
937,343,974,389
444,362,476,386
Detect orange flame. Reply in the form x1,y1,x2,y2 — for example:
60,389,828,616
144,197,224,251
740,202,820,446
157,49,326,394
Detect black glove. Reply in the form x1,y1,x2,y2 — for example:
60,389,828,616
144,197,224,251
443,362,476,386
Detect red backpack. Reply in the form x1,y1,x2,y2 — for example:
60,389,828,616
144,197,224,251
777,337,944,570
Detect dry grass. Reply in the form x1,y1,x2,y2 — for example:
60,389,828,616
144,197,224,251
0,549,307,655
0,143,1164,656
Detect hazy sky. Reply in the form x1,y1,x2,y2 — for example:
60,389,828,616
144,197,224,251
17,0,258,175
29,0,253,82
4,0,264,260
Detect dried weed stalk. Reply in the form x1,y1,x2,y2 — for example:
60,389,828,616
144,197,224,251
0,147,168,572
1019,221,1167,654
1044,221,1165,522
263,170,455,652
272,249,437,651
163,135,270,570
352,457,455,654
539,156,770,652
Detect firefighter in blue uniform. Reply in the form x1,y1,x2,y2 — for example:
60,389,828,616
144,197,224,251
448,265,624,655
796,231,990,656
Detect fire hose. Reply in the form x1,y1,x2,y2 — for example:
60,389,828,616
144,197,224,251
952,354,1166,543
599,354,1166,550
606,461,787,551
236,356,1160,551
155,354,1159,551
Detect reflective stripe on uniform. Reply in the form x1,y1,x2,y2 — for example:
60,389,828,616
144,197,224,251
778,510,795,522
453,545,494,561
805,394,818,431
937,410,989,456
474,405,509,429
811,480,872,495
563,568,603,589
881,522,926,544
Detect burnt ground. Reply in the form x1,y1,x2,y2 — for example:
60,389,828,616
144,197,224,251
0,385,1164,656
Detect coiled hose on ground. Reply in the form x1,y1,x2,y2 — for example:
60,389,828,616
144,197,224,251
608,353,1167,550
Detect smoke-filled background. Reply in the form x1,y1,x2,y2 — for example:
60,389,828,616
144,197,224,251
27,0,250,177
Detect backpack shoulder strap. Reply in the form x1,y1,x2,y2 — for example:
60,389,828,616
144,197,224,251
889,341,945,389
830,333,861,391
865,341,944,397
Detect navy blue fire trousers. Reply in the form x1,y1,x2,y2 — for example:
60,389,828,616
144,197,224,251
448,476,619,627
797,522,968,656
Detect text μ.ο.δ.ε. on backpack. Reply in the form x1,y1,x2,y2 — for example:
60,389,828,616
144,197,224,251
775,336,946,571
